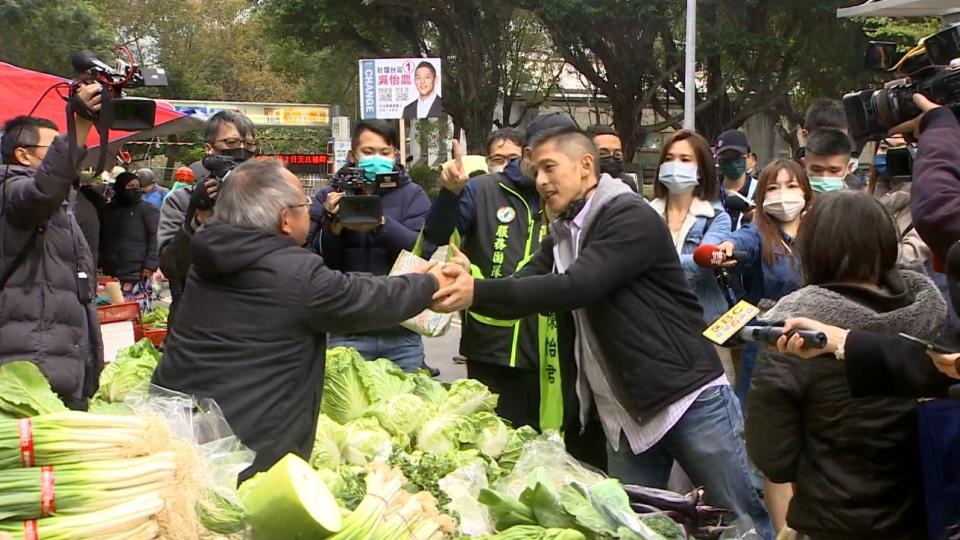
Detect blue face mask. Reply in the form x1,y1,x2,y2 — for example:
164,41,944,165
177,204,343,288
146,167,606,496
874,154,887,177
357,155,396,183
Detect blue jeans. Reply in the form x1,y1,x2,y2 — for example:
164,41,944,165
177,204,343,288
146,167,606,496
607,385,774,540
328,332,425,373
736,342,761,412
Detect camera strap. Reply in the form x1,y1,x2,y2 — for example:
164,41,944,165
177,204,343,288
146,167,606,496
66,87,113,182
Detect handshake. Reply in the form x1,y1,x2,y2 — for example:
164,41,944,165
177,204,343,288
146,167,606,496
414,245,475,313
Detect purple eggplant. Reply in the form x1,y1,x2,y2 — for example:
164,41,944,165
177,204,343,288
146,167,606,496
622,484,701,517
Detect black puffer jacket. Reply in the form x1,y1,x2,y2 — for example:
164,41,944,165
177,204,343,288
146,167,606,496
99,183,159,281
0,136,102,407
746,270,946,540
153,220,438,479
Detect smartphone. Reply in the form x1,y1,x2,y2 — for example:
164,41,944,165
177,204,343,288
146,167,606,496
897,333,958,354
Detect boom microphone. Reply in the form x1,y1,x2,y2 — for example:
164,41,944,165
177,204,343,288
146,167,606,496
70,51,116,75
693,244,750,269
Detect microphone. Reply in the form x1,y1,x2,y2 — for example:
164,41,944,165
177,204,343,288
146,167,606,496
738,326,828,349
693,244,749,269
70,51,117,75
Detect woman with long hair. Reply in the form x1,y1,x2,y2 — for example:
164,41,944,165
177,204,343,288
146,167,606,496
649,130,733,376
746,190,945,539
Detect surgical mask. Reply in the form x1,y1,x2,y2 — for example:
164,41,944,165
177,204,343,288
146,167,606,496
599,156,624,178
658,162,699,194
218,147,255,162
120,188,142,205
874,154,887,177
762,189,805,222
489,164,506,174
358,155,396,183
808,176,845,194
718,157,747,179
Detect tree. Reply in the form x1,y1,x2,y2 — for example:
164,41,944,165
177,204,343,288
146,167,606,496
529,0,871,158
494,11,565,128
0,1,112,77
262,0,520,153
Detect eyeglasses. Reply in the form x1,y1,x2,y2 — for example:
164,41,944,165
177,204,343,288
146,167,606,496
214,138,257,150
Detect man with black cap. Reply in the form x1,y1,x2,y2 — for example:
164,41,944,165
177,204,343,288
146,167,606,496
714,129,757,231
136,168,169,211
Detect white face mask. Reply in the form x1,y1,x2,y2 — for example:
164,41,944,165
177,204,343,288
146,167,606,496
489,164,506,174
762,189,806,222
658,162,699,194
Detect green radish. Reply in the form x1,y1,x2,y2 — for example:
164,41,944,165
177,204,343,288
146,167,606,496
241,454,342,539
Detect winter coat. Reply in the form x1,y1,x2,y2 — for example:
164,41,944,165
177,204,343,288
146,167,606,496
153,220,437,479
0,135,102,406
141,186,169,210
746,269,947,539
649,197,732,323
911,107,960,266
471,175,725,421
308,166,432,336
100,198,159,281
727,223,803,305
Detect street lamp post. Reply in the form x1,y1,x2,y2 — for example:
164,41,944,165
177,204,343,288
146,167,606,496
683,0,697,130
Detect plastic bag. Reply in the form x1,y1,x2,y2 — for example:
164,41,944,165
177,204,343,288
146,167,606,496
439,460,495,536
495,433,605,499
389,247,454,337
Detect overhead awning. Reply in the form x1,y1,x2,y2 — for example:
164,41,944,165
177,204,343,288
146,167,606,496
838,0,960,18
0,62,203,168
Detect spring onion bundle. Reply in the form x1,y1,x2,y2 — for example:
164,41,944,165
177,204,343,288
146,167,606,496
0,452,176,521
0,412,168,469
0,493,164,540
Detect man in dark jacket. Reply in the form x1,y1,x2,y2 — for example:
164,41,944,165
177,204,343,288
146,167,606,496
309,120,433,372
585,124,640,193
0,84,104,408
158,110,256,329
154,159,455,479
434,122,773,537
99,171,159,290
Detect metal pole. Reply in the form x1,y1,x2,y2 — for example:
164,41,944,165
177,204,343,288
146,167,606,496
683,0,697,130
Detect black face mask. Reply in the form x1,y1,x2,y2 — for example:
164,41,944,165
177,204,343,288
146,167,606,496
119,188,142,206
218,147,255,162
599,156,624,178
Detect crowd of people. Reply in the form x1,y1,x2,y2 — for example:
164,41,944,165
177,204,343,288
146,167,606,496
2,78,960,539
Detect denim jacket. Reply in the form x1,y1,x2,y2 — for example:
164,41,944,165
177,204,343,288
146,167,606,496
651,198,732,323
728,224,803,305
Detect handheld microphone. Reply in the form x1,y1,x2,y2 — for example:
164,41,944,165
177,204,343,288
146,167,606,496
738,326,828,349
70,51,117,75
693,244,750,269
725,194,753,213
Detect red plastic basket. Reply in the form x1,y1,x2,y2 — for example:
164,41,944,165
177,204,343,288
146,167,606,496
96,302,141,324
143,328,168,347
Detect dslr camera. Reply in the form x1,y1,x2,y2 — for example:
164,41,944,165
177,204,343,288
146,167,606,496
70,49,167,131
843,25,960,141
334,168,399,227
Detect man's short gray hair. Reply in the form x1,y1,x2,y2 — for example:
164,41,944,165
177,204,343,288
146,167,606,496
214,160,302,234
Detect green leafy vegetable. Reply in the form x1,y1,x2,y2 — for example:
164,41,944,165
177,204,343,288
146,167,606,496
640,515,685,540
410,370,448,405
365,358,414,401
310,414,347,470
342,417,393,466
478,488,537,529
498,425,539,472
321,348,375,424
93,339,161,403
521,483,578,530
140,306,169,327
474,412,510,459
441,379,498,416
0,361,67,417
416,414,479,455
390,449,483,506
368,393,428,437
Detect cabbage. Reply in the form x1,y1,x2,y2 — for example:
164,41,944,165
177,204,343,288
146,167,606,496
499,425,539,472
416,414,480,455
342,417,393,465
321,347,374,424
0,361,68,417
370,393,427,436
94,339,161,403
411,371,448,405
441,379,498,416
474,412,510,459
310,414,347,470
365,358,414,401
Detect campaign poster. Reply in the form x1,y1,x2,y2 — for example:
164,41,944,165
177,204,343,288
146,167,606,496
359,58,443,120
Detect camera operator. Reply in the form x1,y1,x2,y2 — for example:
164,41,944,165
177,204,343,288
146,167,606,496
158,110,257,327
308,120,434,373
153,159,460,479
0,83,104,409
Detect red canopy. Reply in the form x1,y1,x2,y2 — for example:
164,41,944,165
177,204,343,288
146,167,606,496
0,61,202,166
